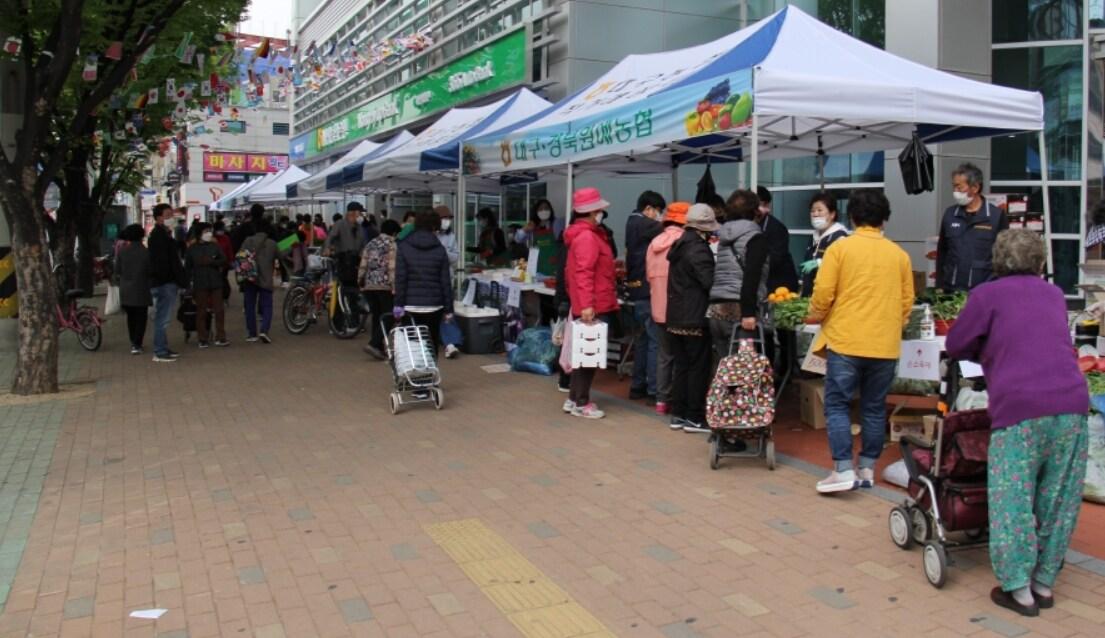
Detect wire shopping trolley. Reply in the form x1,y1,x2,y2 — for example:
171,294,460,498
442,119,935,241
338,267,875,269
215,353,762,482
384,317,443,414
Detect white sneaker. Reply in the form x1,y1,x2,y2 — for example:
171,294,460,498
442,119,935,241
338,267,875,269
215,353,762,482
816,470,858,494
562,399,576,413
857,468,875,488
445,344,459,359
571,403,605,419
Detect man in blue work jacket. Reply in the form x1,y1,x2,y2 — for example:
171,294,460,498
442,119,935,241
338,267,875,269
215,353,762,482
935,163,1009,291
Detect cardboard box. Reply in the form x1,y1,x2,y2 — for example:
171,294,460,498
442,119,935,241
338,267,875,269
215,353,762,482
923,415,940,444
798,378,826,429
890,411,927,442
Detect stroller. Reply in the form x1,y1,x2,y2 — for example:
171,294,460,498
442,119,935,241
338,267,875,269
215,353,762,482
384,317,443,414
888,363,991,588
706,324,777,470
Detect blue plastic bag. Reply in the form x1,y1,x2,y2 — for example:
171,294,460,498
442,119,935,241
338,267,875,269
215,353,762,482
440,316,463,347
508,327,556,376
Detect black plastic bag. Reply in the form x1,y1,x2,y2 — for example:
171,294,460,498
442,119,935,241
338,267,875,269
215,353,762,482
899,131,934,195
696,164,718,203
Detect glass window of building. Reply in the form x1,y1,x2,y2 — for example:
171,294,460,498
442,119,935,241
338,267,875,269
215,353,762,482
994,0,1082,43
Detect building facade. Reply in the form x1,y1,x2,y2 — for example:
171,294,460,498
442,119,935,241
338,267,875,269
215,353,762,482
289,0,1101,295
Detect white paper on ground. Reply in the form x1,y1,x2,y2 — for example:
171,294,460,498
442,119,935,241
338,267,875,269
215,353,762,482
481,363,512,373
129,609,168,619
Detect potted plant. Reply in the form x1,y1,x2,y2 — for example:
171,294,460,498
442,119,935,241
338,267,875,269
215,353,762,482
931,291,967,335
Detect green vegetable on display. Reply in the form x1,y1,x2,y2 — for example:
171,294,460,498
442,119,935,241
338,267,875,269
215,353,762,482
1088,372,1105,398
773,297,811,330
919,290,968,321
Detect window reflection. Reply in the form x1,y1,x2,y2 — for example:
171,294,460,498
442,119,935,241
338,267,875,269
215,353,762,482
994,0,1082,43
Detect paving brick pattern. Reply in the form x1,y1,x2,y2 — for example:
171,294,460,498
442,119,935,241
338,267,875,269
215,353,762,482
1,310,1104,637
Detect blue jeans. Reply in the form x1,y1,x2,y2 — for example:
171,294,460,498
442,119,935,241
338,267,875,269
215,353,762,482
151,283,178,356
824,351,898,472
243,284,273,337
631,301,658,395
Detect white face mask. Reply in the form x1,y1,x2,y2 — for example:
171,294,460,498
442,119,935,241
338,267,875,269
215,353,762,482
201,231,213,242
810,217,829,231
595,212,605,224
537,209,551,221
440,218,452,231
953,191,971,206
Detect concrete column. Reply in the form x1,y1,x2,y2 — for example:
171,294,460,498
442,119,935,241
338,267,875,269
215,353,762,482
883,0,992,272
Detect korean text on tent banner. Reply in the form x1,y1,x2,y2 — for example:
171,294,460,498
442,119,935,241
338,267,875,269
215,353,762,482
461,70,752,175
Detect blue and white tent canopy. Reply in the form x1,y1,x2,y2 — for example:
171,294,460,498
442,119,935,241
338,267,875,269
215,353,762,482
348,88,552,191
247,166,311,203
461,6,1043,176
230,171,281,208
288,139,383,199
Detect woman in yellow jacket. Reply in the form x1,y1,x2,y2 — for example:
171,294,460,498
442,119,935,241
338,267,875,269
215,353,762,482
806,189,914,494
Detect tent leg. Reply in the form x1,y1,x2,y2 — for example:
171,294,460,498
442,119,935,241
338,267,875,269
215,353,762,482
1038,130,1055,280
818,153,826,191
671,165,679,201
457,172,467,276
750,114,759,192
566,163,574,215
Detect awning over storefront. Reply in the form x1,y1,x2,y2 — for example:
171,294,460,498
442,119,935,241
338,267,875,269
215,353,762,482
346,88,553,192
461,5,1044,177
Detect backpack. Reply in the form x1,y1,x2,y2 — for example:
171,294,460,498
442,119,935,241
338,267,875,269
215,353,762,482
706,338,776,429
233,246,259,285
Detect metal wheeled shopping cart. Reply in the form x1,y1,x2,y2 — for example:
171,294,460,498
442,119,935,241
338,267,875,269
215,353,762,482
383,318,443,414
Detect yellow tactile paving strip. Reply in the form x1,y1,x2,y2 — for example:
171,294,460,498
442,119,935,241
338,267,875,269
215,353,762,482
425,519,617,638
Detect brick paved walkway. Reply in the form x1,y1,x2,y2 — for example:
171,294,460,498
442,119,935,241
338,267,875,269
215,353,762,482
1,306,1104,637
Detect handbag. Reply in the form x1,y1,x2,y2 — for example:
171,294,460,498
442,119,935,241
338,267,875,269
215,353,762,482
898,131,935,195
440,316,463,346
104,284,121,316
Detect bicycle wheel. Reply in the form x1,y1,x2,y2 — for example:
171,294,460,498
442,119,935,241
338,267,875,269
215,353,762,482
328,289,360,340
283,286,312,335
75,309,102,351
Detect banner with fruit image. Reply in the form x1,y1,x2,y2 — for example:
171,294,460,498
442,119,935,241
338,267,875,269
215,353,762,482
462,69,752,175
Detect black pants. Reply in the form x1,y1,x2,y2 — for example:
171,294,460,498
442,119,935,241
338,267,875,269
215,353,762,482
363,290,394,350
123,305,148,348
570,368,596,406
668,330,711,423
408,308,444,355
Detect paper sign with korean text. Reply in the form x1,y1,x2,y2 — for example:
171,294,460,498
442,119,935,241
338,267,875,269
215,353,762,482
898,340,941,381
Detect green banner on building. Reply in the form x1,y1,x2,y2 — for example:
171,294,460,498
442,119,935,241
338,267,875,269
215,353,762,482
291,29,529,161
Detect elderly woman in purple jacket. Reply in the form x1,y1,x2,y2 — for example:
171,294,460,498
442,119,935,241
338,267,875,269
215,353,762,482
946,229,1089,618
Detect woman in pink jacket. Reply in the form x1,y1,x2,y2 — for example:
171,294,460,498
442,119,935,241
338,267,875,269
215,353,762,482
563,187,618,419
646,202,688,416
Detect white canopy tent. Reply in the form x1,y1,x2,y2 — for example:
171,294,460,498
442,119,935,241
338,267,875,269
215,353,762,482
230,171,281,208
291,139,381,198
247,166,312,203
461,5,1047,265
209,178,260,212
349,89,553,193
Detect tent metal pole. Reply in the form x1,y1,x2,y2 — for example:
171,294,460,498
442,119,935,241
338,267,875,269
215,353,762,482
671,164,679,201
456,169,467,278
1038,130,1055,278
750,113,759,192
566,163,574,215
818,153,826,190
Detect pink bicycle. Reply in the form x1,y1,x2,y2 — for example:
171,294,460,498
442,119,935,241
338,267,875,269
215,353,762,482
57,288,103,351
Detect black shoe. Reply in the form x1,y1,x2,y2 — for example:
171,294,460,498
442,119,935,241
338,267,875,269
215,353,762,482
991,587,1039,617
363,344,386,360
629,387,649,400
166,350,181,359
259,333,272,344
214,340,230,347
198,341,210,349
682,421,711,434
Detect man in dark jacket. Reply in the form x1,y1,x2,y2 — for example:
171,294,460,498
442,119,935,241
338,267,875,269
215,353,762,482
148,203,186,362
625,190,665,402
756,186,799,292
184,222,228,348
394,211,454,355
230,204,266,252
935,162,1009,291
666,204,719,431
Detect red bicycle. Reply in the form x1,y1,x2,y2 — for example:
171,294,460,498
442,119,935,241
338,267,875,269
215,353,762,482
282,266,332,335
57,288,103,351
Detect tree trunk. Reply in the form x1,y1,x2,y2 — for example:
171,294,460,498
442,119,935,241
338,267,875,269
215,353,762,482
2,192,60,395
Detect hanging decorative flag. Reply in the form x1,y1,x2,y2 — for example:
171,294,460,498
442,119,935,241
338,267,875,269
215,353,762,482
3,36,21,55
215,32,238,42
129,66,138,82
109,94,123,109
200,80,211,96
209,72,220,89
166,78,176,95
132,92,149,109
113,129,127,141
124,121,136,136
82,55,98,82
147,87,158,104
173,104,186,118
140,44,155,64
161,116,173,131
182,44,196,65
195,52,204,73
175,32,192,60
256,37,271,59
105,41,123,60
216,48,233,67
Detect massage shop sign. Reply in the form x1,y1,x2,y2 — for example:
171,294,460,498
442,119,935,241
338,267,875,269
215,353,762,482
461,68,753,175
203,152,289,182
291,29,527,160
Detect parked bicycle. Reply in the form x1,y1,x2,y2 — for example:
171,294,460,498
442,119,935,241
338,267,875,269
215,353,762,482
282,257,366,338
57,287,102,351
